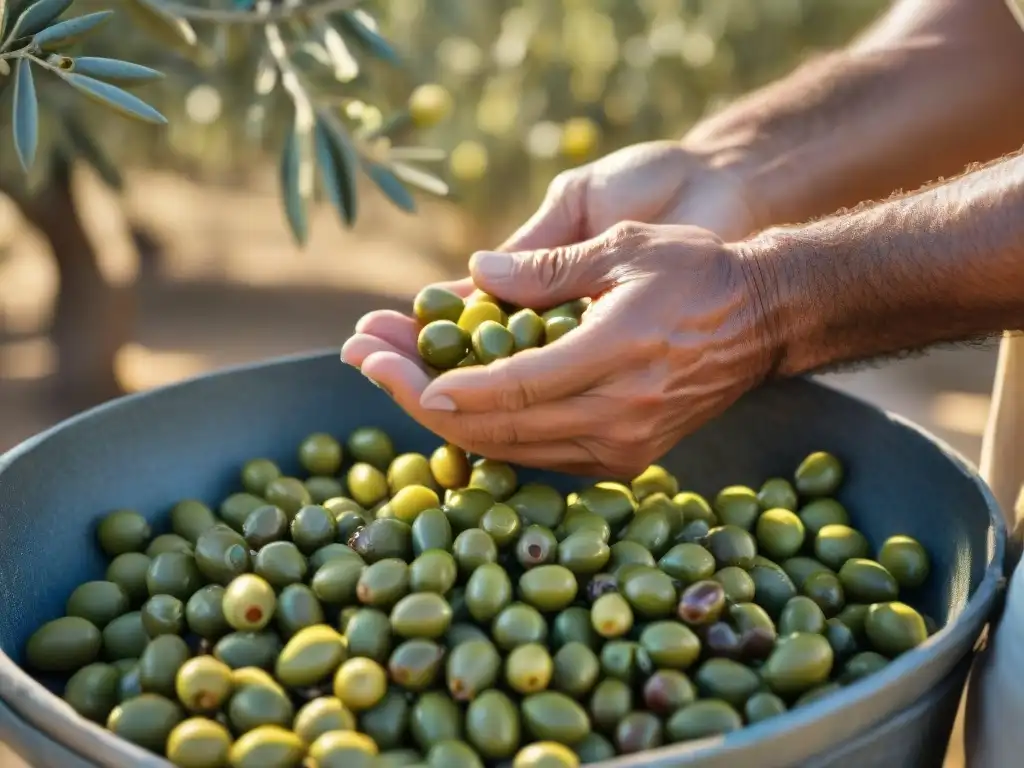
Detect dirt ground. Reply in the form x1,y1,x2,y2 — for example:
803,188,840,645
0,169,998,766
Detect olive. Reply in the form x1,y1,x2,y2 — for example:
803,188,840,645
309,543,361,574
428,740,484,768
557,532,611,575
348,463,390,508
761,632,834,697
599,641,653,686
106,553,153,607
865,601,928,656
360,687,412,749
590,677,633,732
520,565,579,612
174,655,234,714
658,543,716,585
170,500,218,544
146,533,195,558
576,733,617,764
241,457,282,496
745,692,788,723
307,476,346,505
703,525,757,569
228,680,295,734
276,583,325,638
714,486,761,531
757,478,798,512
878,535,930,589
311,556,364,605
551,607,599,651
756,508,806,560
378,749,424,767
620,566,677,618
357,558,411,609
452,529,499,576
415,285,466,325
409,550,458,595
116,663,142,703
298,432,344,476
673,492,717,526
677,580,726,626
444,488,494,533
136,634,187,698
590,593,633,639
294,696,356,744
514,741,579,768
146,551,203,601
838,558,899,603
194,525,251,586
794,451,844,497
466,690,520,758
585,573,618,603
549,641,600,698
242,504,289,549
508,483,566,529
506,642,554,694
223,574,277,632
97,509,152,557
350,518,413,563
291,504,337,553
66,581,129,630
64,663,120,722
390,639,446,692
544,315,579,344
620,509,673,557
666,699,742,742
574,485,637,528
419,320,472,369
468,459,518,501
492,603,549,650
391,593,454,639
631,465,679,501
333,657,388,711
458,300,504,334
637,621,701,670
835,603,871,641
782,557,836,590
447,638,500,701
213,632,282,670
798,498,849,536
676,519,712,544
347,426,396,471
522,691,589,745
694,658,760,708
102,612,148,661
814,524,870,570
265,477,314,519
824,617,859,663
106,693,183,753
516,525,559,569
430,444,471,490
481,503,522,547
230,725,305,767
748,563,798,619
713,567,756,604
141,594,185,637
411,691,463,751
217,493,265,533
166,717,233,768
779,596,827,635
840,651,890,684
389,453,438,494
344,608,393,664
803,571,846,617
561,510,612,543
507,308,546,351
642,669,697,715
272,624,346,688
461,563,511,623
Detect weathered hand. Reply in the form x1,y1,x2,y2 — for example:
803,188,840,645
342,222,774,478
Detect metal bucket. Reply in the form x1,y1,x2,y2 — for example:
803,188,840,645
0,351,1005,767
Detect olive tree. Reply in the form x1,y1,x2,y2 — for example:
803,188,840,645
0,0,448,409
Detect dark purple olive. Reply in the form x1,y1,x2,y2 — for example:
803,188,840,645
703,622,742,659
587,573,619,603
643,669,696,715
677,580,726,626
739,627,776,661
615,711,664,754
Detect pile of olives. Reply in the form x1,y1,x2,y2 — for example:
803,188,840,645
414,285,588,371
24,428,935,768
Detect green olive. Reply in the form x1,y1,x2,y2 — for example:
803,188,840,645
757,478,798,512
333,657,388,710
223,574,277,632
458,300,505,334
803,571,846,617
755,508,806,560
241,458,282,496
106,553,153,607
865,601,928,656
838,558,900,603
544,315,578,344
840,651,890,684
589,677,633,732
66,581,130,630
492,603,549,650
141,593,185,637
390,639,446,692
242,504,289,550
779,596,827,635
466,690,520,759
102,612,148,661
389,453,437,495
468,459,518,501
798,498,850,535
229,725,305,767
666,699,743,742
175,655,234,713
794,451,844,497
574,485,637,528
814,524,870,570
97,509,152,557
194,525,251,586
213,632,282,670
419,320,471,370
521,691,589,745
347,427,396,471
264,477,312,519
255,541,309,589
446,638,500,701
219,493,267,532
505,642,554,694
64,663,120,722
430,444,471,490
878,535,930,589
415,285,466,325
146,551,203,601
514,741,579,768
694,658,760,708
638,621,701,670
745,691,788,723
714,486,761,531
761,632,834,697
306,476,346,505
106,693,184,753
170,500,218,544
294,696,356,744
507,308,546,351
348,462,390,508
631,465,679,501
291,504,337,553
391,485,441,525
520,565,579,612
166,717,233,768
703,525,757,569
391,593,454,639
508,483,566,529
674,492,717,526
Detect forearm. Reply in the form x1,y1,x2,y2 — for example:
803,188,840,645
685,0,1024,230
745,153,1024,377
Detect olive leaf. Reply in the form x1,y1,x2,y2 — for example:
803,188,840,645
62,73,167,124
280,107,317,246
253,50,276,96
33,10,114,51
12,57,37,171
124,0,197,49
364,160,416,213
315,111,358,226
337,10,400,65
0,0,8,40
69,57,164,88
316,22,358,82
389,160,449,197
59,111,123,190
2,0,72,45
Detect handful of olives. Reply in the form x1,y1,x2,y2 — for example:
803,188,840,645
27,430,937,768
413,285,589,371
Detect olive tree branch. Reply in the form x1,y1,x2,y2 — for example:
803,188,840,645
164,0,359,26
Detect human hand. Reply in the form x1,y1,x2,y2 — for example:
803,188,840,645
342,221,776,478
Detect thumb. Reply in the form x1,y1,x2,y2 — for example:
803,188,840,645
469,234,615,309
498,175,584,252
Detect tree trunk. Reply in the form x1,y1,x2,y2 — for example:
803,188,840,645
16,156,136,413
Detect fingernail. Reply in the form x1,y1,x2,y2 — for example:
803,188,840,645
471,251,512,281
421,393,457,412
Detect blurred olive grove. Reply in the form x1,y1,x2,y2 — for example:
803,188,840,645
0,0,888,412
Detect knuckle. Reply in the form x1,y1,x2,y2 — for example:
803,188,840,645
522,247,568,293
461,413,521,448
606,220,647,249
548,170,580,198
487,362,537,412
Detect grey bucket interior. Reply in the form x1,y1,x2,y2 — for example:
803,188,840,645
0,350,1005,767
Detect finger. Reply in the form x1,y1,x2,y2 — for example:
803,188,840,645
468,232,619,311
498,176,585,252
341,334,420,369
419,318,617,413
432,277,475,298
353,311,420,356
